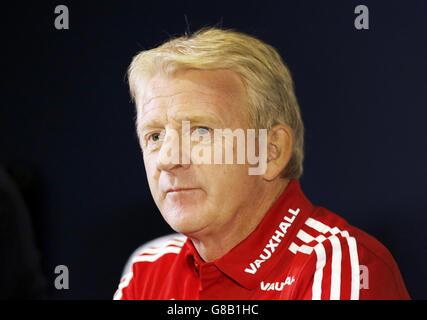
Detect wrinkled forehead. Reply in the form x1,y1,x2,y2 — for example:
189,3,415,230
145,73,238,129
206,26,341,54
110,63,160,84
137,69,250,127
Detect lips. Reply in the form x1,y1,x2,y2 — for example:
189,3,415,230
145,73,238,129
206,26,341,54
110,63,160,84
166,188,199,194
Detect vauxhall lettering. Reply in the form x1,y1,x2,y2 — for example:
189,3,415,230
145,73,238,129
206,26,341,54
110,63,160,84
244,208,300,274
260,276,296,291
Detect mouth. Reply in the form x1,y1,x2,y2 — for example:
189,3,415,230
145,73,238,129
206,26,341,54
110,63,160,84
165,188,200,195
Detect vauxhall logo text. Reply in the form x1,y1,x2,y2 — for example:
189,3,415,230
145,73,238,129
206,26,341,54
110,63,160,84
244,208,300,274
260,276,296,291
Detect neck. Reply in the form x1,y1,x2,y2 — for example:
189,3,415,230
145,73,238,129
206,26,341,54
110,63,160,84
189,178,290,262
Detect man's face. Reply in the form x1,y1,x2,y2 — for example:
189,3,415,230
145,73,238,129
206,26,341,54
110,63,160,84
137,69,265,237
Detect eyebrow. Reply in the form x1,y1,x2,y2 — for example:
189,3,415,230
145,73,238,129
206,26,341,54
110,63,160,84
138,110,226,132
172,110,225,127
138,117,164,132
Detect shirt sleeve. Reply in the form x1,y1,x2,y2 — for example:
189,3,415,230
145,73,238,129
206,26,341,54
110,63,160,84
113,271,135,300
357,241,410,300
291,231,410,300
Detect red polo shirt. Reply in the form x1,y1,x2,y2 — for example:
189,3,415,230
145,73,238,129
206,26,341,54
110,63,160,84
114,180,410,300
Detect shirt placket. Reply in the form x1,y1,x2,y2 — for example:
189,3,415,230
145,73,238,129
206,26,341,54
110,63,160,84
197,263,222,299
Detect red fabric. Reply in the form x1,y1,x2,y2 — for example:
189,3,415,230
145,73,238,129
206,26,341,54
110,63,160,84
114,180,410,300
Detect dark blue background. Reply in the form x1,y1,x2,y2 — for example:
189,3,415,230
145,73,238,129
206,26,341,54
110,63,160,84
1,0,426,299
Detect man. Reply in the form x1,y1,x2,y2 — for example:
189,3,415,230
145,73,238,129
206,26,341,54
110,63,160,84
114,28,410,300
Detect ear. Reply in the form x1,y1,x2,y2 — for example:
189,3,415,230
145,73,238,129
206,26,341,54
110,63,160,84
262,124,293,181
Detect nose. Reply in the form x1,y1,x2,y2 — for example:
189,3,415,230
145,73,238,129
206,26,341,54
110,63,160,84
156,129,190,172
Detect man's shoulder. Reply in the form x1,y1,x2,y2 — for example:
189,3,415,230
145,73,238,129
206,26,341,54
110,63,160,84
122,233,187,277
289,206,410,299
307,206,395,265
114,233,187,300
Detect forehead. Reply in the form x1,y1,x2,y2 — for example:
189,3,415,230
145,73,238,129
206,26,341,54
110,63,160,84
139,69,249,128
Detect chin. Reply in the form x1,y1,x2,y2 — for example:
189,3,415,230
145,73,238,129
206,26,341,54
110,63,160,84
161,206,210,235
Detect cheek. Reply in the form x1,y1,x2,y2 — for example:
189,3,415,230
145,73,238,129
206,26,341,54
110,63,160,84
143,152,156,174
200,164,249,197
143,155,160,192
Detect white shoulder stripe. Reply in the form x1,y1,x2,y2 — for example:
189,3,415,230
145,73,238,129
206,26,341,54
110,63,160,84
329,235,342,300
305,218,330,234
346,235,360,299
303,217,360,300
296,229,327,243
133,246,182,263
113,272,133,300
121,234,186,275
114,233,185,299
289,242,314,255
312,243,326,300
296,229,314,243
293,232,342,300
138,238,185,255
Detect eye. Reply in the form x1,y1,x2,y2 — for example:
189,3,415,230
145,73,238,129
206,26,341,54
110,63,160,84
146,131,165,145
195,126,211,135
149,132,161,142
